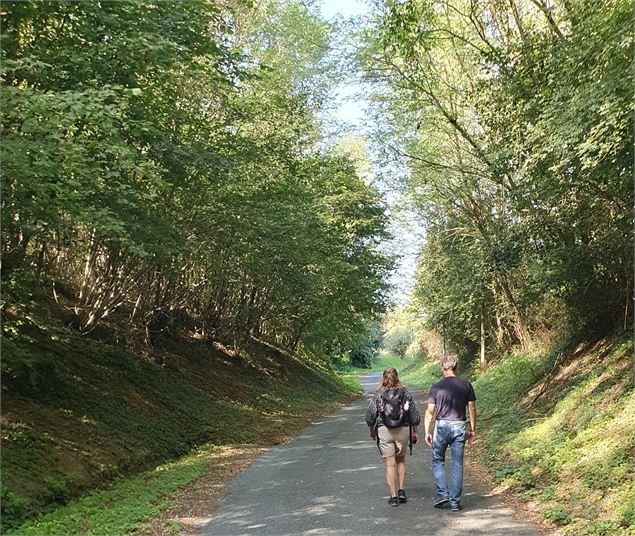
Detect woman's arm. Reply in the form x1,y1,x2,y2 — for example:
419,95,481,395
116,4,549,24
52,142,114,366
364,393,378,428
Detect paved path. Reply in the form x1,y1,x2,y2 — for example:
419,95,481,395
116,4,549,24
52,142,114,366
202,374,542,535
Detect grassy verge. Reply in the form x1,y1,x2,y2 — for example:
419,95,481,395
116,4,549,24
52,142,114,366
474,337,634,535
334,372,365,393
400,335,634,535
4,446,217,536
400,358,440,389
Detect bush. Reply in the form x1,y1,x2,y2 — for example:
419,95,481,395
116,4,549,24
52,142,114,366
1,486,29,531
349,347,373,368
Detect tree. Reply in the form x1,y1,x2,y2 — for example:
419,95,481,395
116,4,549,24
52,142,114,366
1,0,392,362
359,0,633,355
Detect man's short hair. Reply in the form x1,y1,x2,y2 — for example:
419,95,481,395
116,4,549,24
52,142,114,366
441,355,458,371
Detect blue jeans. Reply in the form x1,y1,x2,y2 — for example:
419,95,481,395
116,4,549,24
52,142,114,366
431,420,467,507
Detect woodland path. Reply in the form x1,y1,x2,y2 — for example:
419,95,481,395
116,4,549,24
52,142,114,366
202,373,542,536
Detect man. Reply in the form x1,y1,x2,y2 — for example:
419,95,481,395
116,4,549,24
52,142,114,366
424,355,477,512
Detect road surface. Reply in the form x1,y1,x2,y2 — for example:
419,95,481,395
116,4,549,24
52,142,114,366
202,373,543,535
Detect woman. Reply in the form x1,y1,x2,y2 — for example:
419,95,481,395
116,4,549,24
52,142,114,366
365,367,420,506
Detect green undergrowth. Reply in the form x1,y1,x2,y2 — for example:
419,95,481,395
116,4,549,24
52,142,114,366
1,306,354,533
334,371,364,393
400,357,441,389
475,336,634,536
4,445,216,536
399,335,634,535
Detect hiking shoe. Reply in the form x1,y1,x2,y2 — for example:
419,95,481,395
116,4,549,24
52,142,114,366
433,497,449,508
398,489,407,503
450,503,462,512
388,496,400,507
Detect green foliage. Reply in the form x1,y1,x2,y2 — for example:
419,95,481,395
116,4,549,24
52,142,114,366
563,520,627,536
349,346,374,368
541,506,571,524
2,336,63,397
382,309,413,357
165,520,183,535
1,0,389,353
342,320,383,368
1,485,29,532
361,0,634,354
400,359,441,391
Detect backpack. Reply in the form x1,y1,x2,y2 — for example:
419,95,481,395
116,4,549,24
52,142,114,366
379,388,407,428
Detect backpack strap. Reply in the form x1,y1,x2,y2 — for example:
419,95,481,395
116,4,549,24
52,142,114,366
404,390,412,454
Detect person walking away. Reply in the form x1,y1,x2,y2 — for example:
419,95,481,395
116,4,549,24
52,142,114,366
365,367,420,506
424,355,477,512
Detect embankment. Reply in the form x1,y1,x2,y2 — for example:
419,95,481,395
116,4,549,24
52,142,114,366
1,306,353,532
402,335,634,536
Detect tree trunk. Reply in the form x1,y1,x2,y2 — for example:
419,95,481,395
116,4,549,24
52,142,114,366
480,310,486,367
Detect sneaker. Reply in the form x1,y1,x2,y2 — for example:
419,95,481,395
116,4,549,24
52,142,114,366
450,503,462,512
388,496,400,507
397,489,407,503
433,496,449,508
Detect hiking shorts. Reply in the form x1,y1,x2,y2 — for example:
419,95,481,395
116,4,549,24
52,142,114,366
378,425,409,457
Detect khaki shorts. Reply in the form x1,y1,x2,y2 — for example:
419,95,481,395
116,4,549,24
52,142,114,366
378,425,409,457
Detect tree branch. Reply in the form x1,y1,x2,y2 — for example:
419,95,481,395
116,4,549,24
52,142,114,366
528,0,564,38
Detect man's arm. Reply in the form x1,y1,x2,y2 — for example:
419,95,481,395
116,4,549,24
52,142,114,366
467,400,477,444
424,403,436,446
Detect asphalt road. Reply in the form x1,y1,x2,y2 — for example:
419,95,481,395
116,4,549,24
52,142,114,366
202,373,542,536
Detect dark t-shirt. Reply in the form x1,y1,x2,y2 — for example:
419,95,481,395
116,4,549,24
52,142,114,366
428,376,476,421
